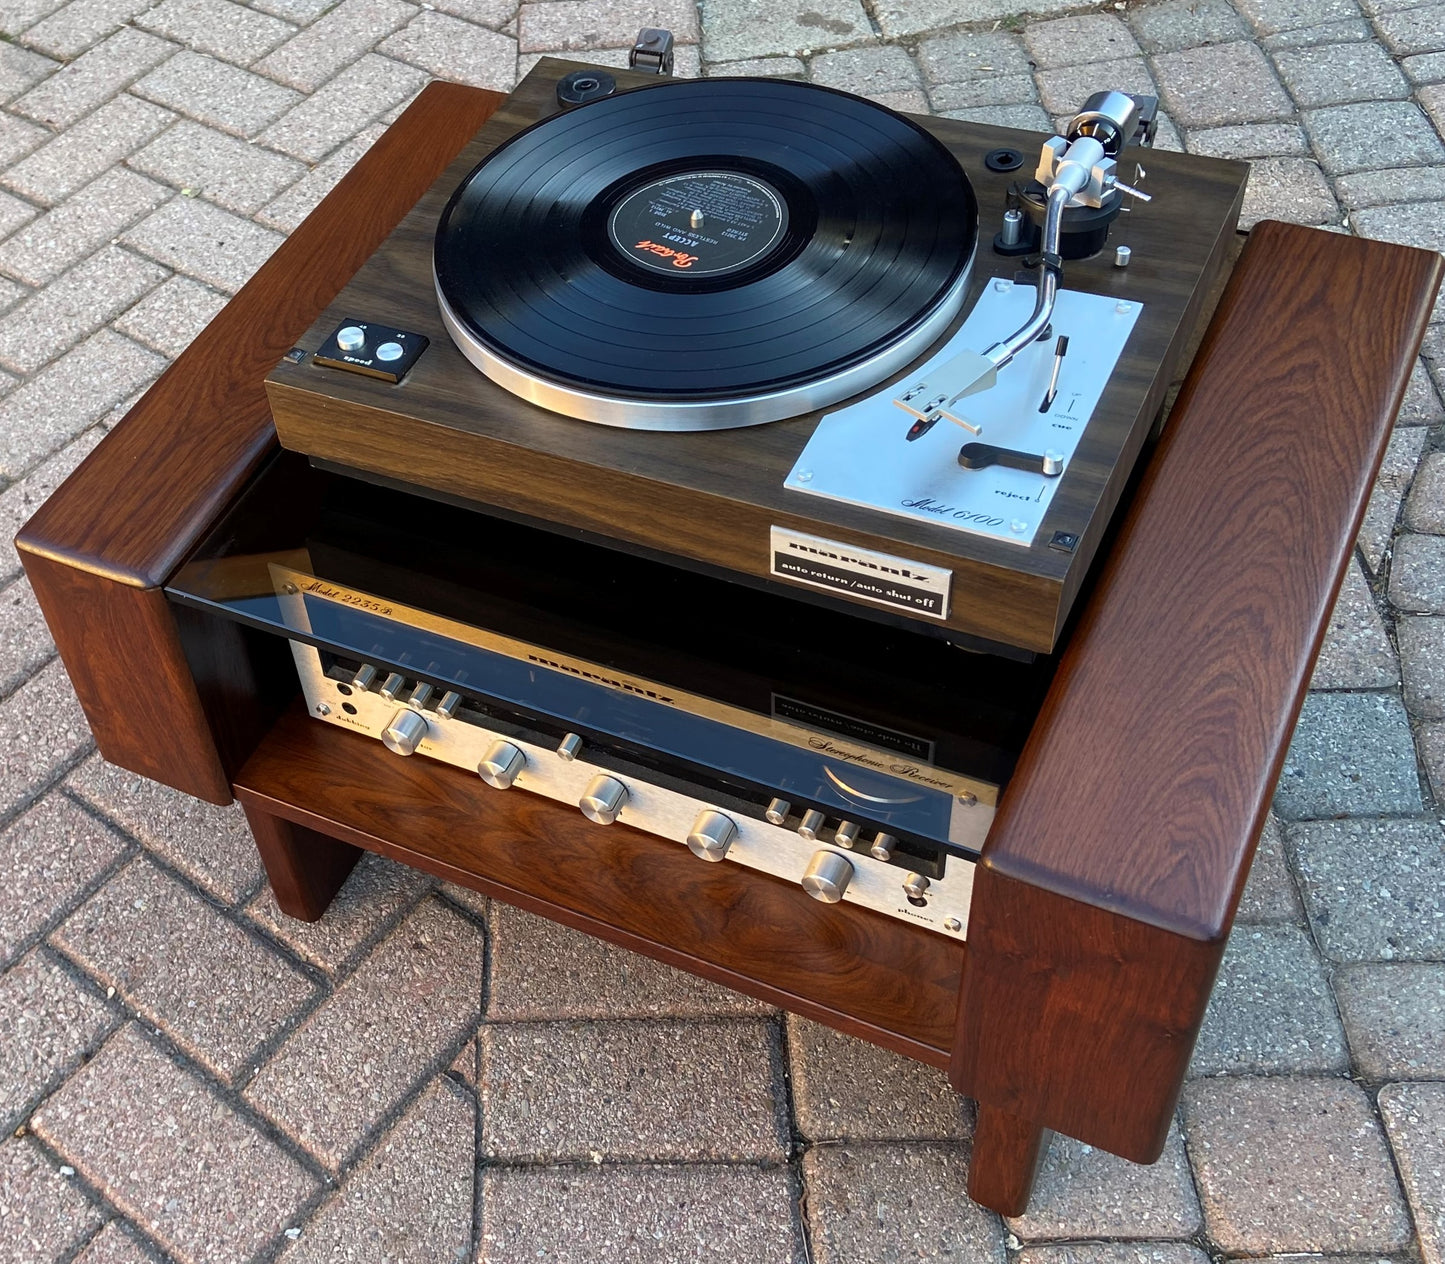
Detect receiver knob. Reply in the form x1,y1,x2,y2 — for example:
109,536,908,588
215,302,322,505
801,850,853,903
687,810,737,862
579,775,628,824
381,708,427,756
478,740,525,789
798,809,826,841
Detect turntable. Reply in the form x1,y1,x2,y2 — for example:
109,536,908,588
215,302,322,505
265,61,1250,654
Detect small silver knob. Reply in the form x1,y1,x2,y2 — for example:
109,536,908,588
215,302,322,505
557,732,583,761
435,691,462,718
834,821,860,847
409,682,434,710
798,809,825,841
381,708,427,756
870,833,898,862
478,740,525,789
352,664,379,691
1114,244,1132,268
902,872,931,901
764,797,791,825
376,340,404,361
687,810,737,862
579,774,628,824
801,850,853,903
336,325,365,351
379,672,406,700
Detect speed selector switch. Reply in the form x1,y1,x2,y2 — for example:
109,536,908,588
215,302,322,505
381,708,427,756
477,740,525,789
801,850,853,903
686,810,737,862
579,774,628,824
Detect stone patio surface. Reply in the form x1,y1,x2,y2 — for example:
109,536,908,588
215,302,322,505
0,0,1442,1258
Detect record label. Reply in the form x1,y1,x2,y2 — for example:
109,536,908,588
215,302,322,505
607,170,787,278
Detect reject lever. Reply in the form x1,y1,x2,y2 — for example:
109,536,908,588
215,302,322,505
959,442,1064,477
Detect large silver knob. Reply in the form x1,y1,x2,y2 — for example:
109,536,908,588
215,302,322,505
381,708,427,756
579,774,628,824
687,810,737,862
478,740,525,789
801,850,853,903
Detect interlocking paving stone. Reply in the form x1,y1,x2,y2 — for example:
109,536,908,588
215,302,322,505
1390,533,1445,612
788,1016,970,1142
245,851,433,974
1359,425,1428,573
809,44,927,112
1235,0,1366,34
699,0,870,62
1407,49,1445,81
111,272,227,357
1037,57,1157,115
379,12,517,90
135,0,295,64
519,42,700,76
1400,356,1445,425
120,194,282,291
482,1018,787,1161
1375,3,1445,53
11,29,172,130
0,112,48,168
1263,14,1375,44
1306,101,1445,173
0,948,112,1132
802,1142,1006,1264
1421,81,1445,137
1275,37,1410,105
1311,559,1397,688
249,0,331,22
18,0,154,58
0,1135,103,1264
1025,14,1141,66
0,658,90,821
1,94,173,206
1337,164,1445,208
930,74,1038,110
279,1077,472,1264
0,245,166,374
52,855,318,1082
256,125,381,232
0,575,54,695
1407,451,1445,533
487,901,770,1019
1182,1076,1411,1252
259,54,426,163
1006,1123,1200,1239
480,1164,803,1264
129,119,305,213
1240,155,1339,226
1017,1247,1208,1264
0,41,58,99
1272,691,1421,818
1186,120,1310,155
244,898,483,1170
1153,42,1294,125
1289,817,1445,960
0,187,38,239
66,754,263,904
256,0,416,91
915,30,1030,86
1353,200,1445,302
1336,962,1445,1077
0,0,66,34
1130,0,1250,51
1399,616,1445,715
517,0,697,52
33,1023,319,1264
71,1222,153,1263
430,0,514,24
0,168,169,287
1190,922,1346,1073
1379,1082,1445,1264
0,428,102,579
134,49,302,137
704,54,805,76
1238,812,1303,922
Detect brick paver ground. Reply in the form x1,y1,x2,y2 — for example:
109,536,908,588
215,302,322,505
0,0,1441,1257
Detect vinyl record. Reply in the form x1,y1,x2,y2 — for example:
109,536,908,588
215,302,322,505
434,77,978,430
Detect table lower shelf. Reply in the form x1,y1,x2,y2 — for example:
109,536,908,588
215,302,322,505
235,702,965,1065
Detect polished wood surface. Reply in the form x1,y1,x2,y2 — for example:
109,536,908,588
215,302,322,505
243,802,363,921
951,221,1444,1160
16,82,506,800
267,61,1249,653
236,703,965,1067
970,1107,1050,1216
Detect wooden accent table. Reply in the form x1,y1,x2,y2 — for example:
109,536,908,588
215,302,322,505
16,76,1442,1214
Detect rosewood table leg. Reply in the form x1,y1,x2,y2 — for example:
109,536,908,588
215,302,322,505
242,801,362,921
969,1105,1050,1215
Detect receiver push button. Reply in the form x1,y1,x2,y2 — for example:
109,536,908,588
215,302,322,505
686,810,737,862
579,775,628,824
801,850,853,903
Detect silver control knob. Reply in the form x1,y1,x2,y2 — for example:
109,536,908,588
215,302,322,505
336,325,365,352
379,672,406,701
435,691,462,718
801,850,853,904
352,664,379,691
870,832,898,862
381,708,427,756
764,797,791,825
687,810,737,862
835,820,860,847
902,872,931,901
376,340,404,362
557,732,583,761
798,809,825,841
409,682,434,710
478,740,525,789
579,774,628,824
